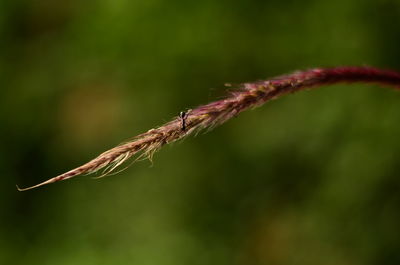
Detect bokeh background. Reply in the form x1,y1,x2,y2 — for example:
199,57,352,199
1,0,400,264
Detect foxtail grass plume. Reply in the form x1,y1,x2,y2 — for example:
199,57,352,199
17,66,400,191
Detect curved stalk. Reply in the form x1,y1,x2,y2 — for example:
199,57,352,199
17,66,400,191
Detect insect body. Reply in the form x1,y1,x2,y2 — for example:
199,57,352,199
179,110,190,131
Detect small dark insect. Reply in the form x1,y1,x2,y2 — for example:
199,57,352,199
179,110,190,131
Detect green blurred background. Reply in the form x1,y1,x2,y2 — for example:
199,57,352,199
1,0,400,264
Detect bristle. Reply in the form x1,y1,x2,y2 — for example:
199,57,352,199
17,66,400,190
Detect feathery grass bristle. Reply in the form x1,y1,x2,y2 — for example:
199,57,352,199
17,66,400,190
